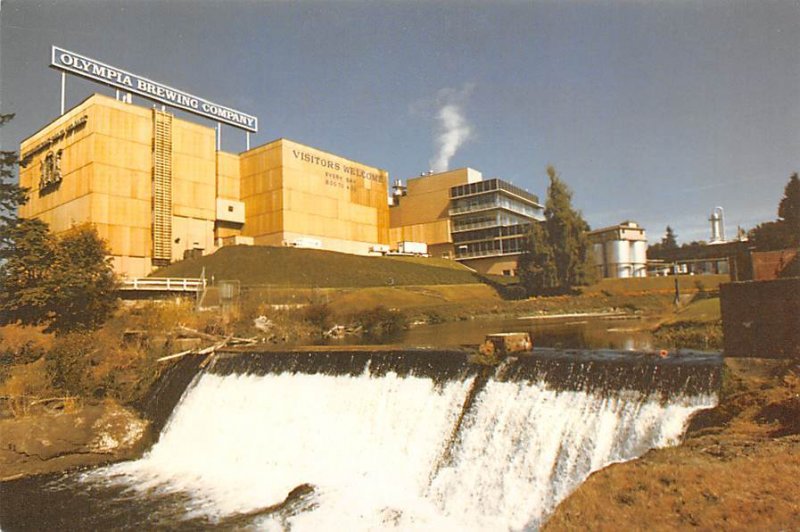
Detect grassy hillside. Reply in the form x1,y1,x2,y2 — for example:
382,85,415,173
153,245,481,287
582,274,729,296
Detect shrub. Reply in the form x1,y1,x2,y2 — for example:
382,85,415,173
45,332,96,396
303,303,334,331
349,306,407,339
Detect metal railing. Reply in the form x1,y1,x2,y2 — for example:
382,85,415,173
120,277,206,292
454,249,523,260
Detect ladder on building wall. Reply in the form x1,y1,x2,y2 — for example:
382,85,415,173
152,111,173,266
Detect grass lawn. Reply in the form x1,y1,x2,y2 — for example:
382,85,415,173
153,245,482,287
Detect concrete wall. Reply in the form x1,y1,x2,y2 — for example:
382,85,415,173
720,278,800,358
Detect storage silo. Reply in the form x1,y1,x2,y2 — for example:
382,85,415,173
631,240,648,277
607,239,631,278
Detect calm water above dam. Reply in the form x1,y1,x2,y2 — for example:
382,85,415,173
399,315,656,351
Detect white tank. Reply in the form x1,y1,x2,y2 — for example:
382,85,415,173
606,240,630,265
605,240,630,278
631,241,648,277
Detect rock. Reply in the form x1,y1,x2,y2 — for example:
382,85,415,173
0,400,151,480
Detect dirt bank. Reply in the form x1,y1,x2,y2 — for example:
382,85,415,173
0,400,151,480
544,358,800,531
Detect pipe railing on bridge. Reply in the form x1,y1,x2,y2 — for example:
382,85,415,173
120,277,207,292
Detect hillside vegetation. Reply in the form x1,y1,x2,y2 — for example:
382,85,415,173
153,246,481,287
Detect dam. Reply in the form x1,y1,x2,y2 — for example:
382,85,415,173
0,348,720,530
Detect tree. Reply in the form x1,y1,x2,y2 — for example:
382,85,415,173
544,166,595,289
517,220,557,293
48,224,119,334
0,223,118,334
519,166,596,295
750,173,800,250
0,113,29,253
778,173,799,244
0,218,57,326
662,226,678,250
648,226,678,257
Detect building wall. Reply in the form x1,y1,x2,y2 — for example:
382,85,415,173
389,168,480,252
460,255,520,276
170,114,218,261
588,222,648,279
20,94,155,277
21,96,395,277
240,139,389,254
20,94,223,277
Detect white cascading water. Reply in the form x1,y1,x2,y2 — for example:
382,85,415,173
91,368,715,530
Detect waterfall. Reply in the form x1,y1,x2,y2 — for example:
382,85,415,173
83,349,718,530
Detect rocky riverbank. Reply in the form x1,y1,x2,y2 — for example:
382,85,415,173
0,400,151,481
544,358,800,530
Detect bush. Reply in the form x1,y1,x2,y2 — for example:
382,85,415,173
45,333,96,396
303,303,334,331
349,306,407,339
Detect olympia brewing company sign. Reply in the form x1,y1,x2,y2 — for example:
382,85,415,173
50,46,258,133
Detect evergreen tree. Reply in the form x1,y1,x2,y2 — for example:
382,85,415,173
519,166,595,295
778,173,799,245
662,226,678,250
544,166,595,289
0,113,29,253
750,173,800,250
517,220,557,294
0,218,57,326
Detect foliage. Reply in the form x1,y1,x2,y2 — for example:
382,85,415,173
0,113,29,250
750,173,800,250
652,321,723,351
303,302,334,331
348,305,407,339
47,224,119,334
45,332,95,396
648,226,678,256
663,226,678,249
517,221,557,294
0,222,118,334
518,166,595,295
0,218,57,326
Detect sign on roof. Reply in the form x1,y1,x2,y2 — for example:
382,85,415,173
50,46,258,133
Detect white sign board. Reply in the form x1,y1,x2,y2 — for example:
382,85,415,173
50,46,258,133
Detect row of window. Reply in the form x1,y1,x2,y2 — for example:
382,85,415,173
452,224,530,244
450,194,542,218
454,236,527,258
450,178,540,205
451,211,533,232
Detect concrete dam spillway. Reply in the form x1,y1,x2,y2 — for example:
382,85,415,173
1,349,720,530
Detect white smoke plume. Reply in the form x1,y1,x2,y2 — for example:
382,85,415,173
429,84,474,173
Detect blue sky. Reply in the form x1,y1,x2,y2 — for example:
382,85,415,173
2,0,798,244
